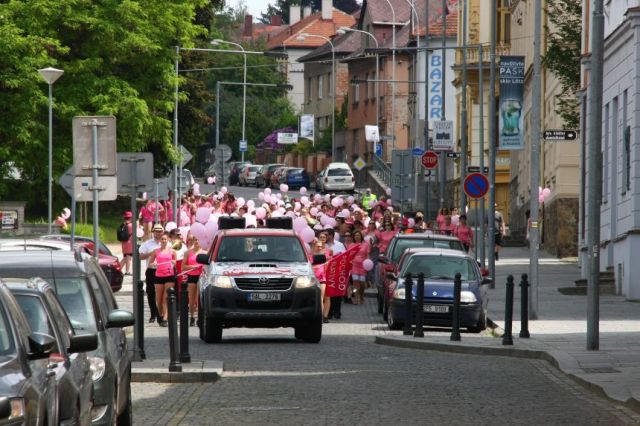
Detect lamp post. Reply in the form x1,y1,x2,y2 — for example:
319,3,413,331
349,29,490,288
38,67,64,233
298,33,336,160
383,0,397,155
212,40,247,162
404,0,421,208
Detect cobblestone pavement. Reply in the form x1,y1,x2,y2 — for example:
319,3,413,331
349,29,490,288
119,291,640,425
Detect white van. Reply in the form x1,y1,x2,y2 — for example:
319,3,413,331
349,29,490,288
315,162,355,193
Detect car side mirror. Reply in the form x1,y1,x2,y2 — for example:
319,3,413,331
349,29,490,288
196,253,210,265
69,333,98,353
0,397,10,419
106,309,135,328
27,332,56,360
481,277,493,285
312,254,327,265
386,272,397,280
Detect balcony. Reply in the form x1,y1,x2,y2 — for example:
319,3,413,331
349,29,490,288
454,44,511,67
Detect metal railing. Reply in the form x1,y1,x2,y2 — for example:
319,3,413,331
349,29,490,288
455,44,511,65
372,154,392,188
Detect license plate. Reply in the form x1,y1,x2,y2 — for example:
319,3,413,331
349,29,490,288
424,305,449,313
334,178,345,183
248,292,281,302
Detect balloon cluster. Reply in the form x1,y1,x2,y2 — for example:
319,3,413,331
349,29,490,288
538,187,551,204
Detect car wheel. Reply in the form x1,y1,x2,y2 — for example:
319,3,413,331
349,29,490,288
377,292,384,314
116,383,132,426
382,300,388,321
297,318,322,343
387,305,402,330
468,311,487,333
202,316,223,343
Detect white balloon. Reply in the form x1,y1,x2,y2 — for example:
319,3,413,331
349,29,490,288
300,187,307,194
264,188,272,195
247,200,255,209
165,221,177,232
237,197,246,207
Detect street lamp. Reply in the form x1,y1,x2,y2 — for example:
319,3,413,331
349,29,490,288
383,0,397,154
38,66,64,233
211,39,248,162
297,33,336,160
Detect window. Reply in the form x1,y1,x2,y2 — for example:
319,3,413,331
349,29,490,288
215,236,307,263
318,74,323,99
402,256,478,281
354,80,360,103
307,77,312,101
623,90,630,193
603,103,609,202
365,73,369,99
612,96,619,196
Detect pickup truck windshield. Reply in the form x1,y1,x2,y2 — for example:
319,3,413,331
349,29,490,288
216,236,307,263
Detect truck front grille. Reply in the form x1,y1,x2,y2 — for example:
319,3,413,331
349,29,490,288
234,277,293,291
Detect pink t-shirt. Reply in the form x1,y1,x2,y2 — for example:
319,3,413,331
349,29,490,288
375,230,397,254
351,242,371,276
454,225,474,246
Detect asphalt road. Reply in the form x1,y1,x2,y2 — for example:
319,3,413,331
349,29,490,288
127,294,639,425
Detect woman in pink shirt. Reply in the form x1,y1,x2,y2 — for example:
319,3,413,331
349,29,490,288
182,236,205,327
311,236,332,322
147,232,177,326
453,214,474,252
375,220,397,255
350,230,371,305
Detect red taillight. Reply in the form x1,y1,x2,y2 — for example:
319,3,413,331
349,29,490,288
351,176,355,182
112,262,122,271
324,177,328,183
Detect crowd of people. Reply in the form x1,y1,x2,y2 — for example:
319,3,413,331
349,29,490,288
119,183,501,327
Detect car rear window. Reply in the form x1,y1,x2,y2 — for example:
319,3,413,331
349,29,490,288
402,256,477,281
390,239,464,262
327,168,352,177
52,277,98,334
268,165,283,172
288,169,305,175
13,295,56,343
248,166,261,172
216,236,307,263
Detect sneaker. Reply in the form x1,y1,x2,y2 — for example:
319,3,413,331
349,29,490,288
495,252,499,261
323,317,329,324
190,317,195,327
149,316,156,324
159,320,168,327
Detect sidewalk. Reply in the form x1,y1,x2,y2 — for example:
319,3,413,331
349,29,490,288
378,246,640,411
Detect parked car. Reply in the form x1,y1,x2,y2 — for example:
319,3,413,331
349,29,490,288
0,278,59,425
270,166,288,188
239,165,263,187
6,277,97,425
315,162,355,193
0,251,135,425
256,163,285,187
228,161,252,185
385,248,492,333
1,237,124,293
375,233,466,317
282,167,311,190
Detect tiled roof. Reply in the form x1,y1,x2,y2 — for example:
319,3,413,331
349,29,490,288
266,9,357,50
298,30,362,62
362,0,458,37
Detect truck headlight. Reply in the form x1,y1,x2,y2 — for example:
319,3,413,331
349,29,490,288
8,398,25,420
88,356,106,381
295,276,318,288
212,276,232,288
460,291,477,303
392,287,405,300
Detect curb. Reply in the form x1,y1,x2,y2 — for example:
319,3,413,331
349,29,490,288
131,360,223,383
375,335,640,413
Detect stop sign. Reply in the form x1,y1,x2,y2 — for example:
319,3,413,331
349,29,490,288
421,150,438,169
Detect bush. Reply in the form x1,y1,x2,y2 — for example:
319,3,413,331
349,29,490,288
63,223,106,242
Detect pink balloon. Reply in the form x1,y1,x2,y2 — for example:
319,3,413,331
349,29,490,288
300,187,307,194
237,197,246,207
320,215,330,226
310,207,318,216
204,221,218,236
293,217,308,232
539,194,545,204
272,210,282,218
276,193,283,200
247,200,255,209
195,207,211,224
363,259,374,271
285,211,296,218
62,208,71,219
258,192,265,201
347,196,355,204
245,215,257,227
542,188,551,198
220,186,228,194
179,226,190,242
142,192,148,200
264,194,272,204
207,177,214,184
280,183,289,193
165,221,177,232
301,226,316,243
193,183,200,191
255,207,267,219
191,222,205,239
137,227,144,238
408,218,415,227
313,194,323,203
340,209,350,219
331,197,341,208
300,196,309,205
264,188,272,195
324,194,331,203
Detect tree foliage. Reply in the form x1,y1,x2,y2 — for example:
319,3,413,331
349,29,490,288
542,0,581,129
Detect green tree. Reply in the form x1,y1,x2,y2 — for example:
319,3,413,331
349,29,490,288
542,0,581,129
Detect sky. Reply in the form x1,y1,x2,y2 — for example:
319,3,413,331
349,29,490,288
228,0,272,19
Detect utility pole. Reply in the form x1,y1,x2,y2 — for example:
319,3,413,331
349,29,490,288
423,1,431,218
529,0,543,319
439,0,447,211
460,0,468,213
587,0,604,351
488,0,497,281
478,44,486,267
173,46,179,223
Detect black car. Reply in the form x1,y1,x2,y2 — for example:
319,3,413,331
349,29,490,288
0,278,59,425
6,277,97,425
0,251,135,425
228,161,251,185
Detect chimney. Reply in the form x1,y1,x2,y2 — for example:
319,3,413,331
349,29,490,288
290,5,301,25
303,6,312,18
322,0,332,20
271,15,283,26
243,14,253,38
